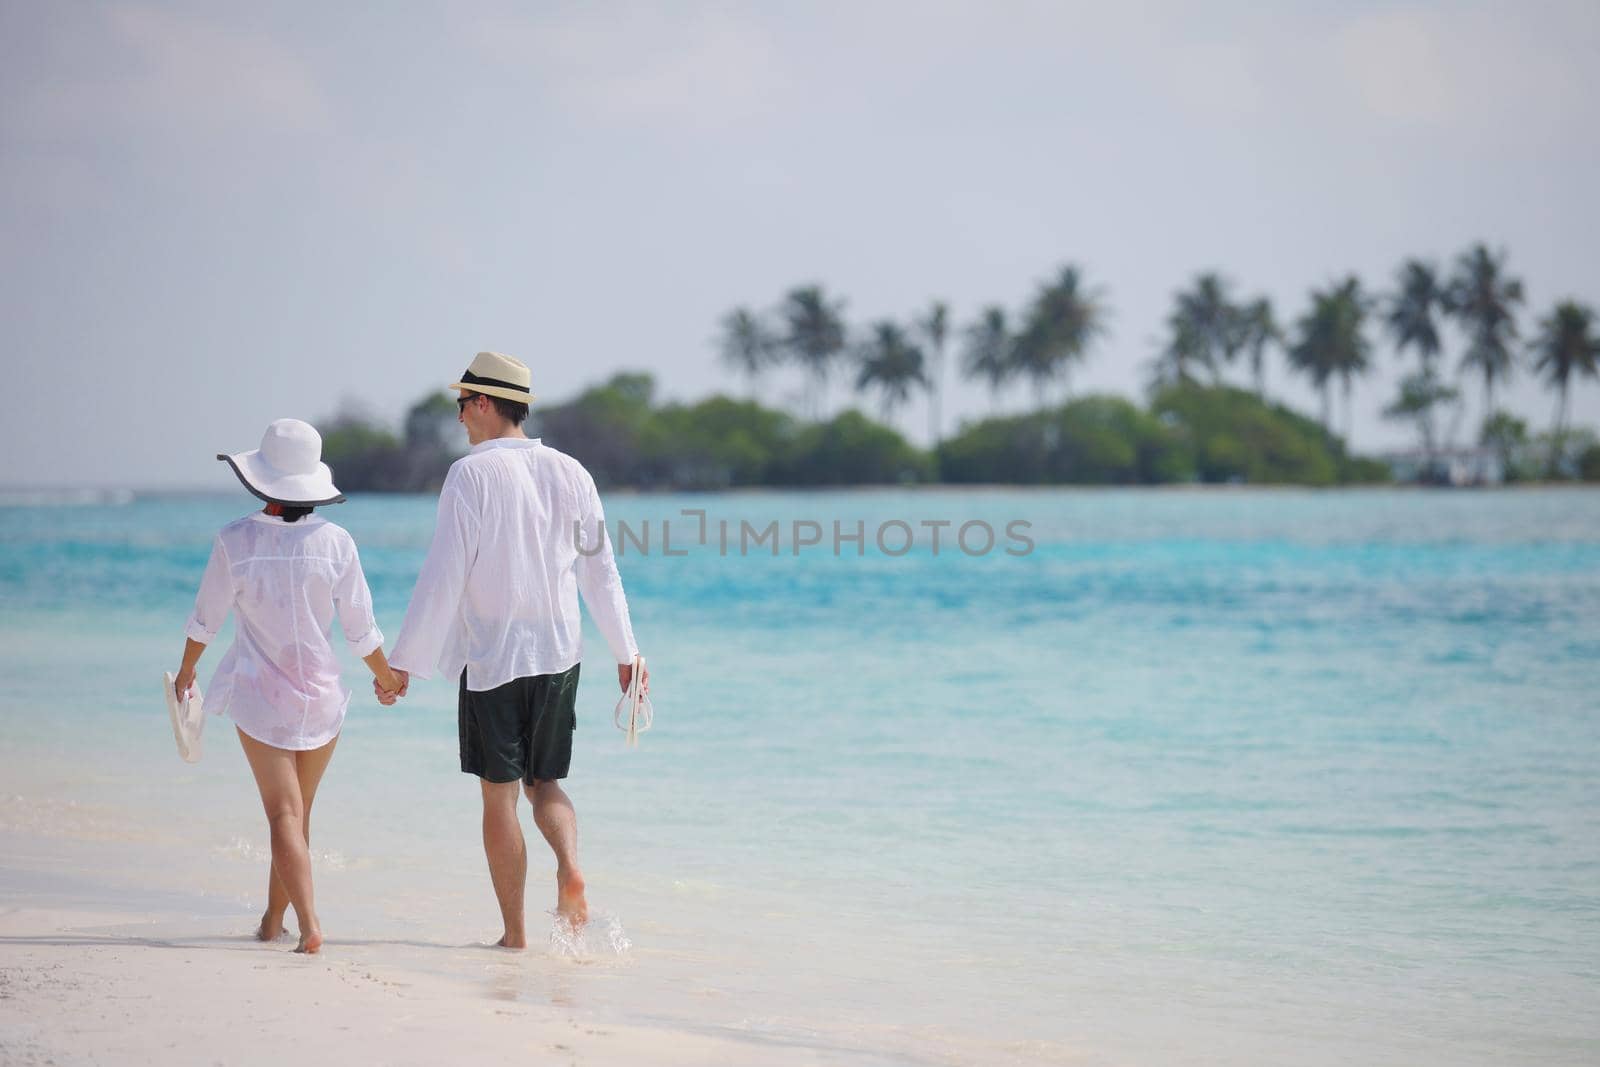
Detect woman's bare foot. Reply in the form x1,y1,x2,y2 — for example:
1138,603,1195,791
557,867,588,928
295,927,323,954
256,910,285,942
495,931,528,950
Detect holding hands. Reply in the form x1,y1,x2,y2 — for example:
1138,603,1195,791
374,668,409,706
361,647,407,706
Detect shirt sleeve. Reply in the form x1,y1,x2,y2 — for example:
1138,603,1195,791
332,539,384,657
184,535,235,644
573,471,640,665
388,470,480,679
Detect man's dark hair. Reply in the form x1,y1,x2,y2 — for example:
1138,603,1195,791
488,395,528,426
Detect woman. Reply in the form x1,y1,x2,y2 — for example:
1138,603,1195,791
172,418,401,954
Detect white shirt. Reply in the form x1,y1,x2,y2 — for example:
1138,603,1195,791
389,437,638,691
185,513,383,750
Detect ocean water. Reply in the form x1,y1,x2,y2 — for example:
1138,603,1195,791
1,487,1597,1065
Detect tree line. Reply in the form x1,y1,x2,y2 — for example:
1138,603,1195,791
317,242,1600,491
719,243,1600,481
320,371,1398,492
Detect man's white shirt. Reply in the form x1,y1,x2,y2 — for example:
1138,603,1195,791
389,437,639,691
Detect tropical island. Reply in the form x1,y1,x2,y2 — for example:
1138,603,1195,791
324,242,1600,491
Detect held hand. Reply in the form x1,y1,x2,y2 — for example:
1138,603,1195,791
373,668,409,706
174,666,196,701
618,659,649,695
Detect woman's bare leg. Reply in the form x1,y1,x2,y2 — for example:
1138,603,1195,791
238,728,334,953
256,735,338,941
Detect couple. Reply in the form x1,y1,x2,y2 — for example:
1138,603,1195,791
173,352,646,954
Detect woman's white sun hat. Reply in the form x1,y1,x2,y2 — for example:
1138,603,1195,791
217,418,346,506
449,351,536,405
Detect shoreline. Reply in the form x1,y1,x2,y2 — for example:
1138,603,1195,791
0,904,871,1067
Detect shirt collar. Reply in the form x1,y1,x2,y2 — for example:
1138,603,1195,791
470,436,543,454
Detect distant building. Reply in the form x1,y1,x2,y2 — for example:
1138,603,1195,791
1382,447,1504,486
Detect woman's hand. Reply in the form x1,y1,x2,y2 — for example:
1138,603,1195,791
174,638,206,700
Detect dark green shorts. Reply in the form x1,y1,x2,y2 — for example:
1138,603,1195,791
458,664,580,784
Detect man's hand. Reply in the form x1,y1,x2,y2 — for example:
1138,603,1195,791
618,659,649,695
174,666,196,701
374,668,410,706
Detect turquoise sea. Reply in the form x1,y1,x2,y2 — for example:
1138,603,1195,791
2,487,1597,1065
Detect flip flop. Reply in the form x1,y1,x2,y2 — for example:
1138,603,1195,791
612,655,652,749
163,670,205,763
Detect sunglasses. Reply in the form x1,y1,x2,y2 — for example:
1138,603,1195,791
456,394,480,412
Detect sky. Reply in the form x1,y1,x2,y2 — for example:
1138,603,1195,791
2,0,1598,488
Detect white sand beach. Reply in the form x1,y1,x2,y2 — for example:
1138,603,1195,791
0,905,843,1067
0,756,1085,1067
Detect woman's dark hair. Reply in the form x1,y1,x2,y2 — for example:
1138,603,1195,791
488,395,529,426
274,505,314,523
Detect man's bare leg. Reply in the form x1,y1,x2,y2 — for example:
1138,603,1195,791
258,736,337,941
481,779,528,948
237,729,325,953
528,779,587,927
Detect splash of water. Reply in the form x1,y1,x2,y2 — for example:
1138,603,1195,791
546,909,631,959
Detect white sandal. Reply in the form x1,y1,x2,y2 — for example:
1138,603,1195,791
613,655,652,748
163,671,205,763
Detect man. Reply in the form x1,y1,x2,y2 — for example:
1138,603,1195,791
383,351,646,948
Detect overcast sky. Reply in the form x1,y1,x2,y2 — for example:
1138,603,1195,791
3,0,1597,488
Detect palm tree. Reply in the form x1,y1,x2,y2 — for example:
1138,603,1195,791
1013,264,1108,408
779,284,848,420
854,321,928,424
961,306,1013,411
1289,277,1371,438
1165,272,1242,383
717,307,776,398
1236,297,1280,397
1151,314,1210,389
1386,260,1447,371
918,301,950,445
1448,243,1524,420
1384,260,1450,469
1530,300,1600,473
1383,370,1460,483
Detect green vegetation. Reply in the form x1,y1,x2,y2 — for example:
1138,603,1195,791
326,376,1387,491
319,392,459,492
938,395,1187,485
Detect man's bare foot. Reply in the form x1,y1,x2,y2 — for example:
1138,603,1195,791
295,927,323,954
557,867,588,928
256,910,285,942
495,932,528,950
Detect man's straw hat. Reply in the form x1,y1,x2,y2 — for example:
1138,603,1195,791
449,351,536,405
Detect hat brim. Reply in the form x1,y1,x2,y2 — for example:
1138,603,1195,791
218,452,346,506
450,382,537,405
